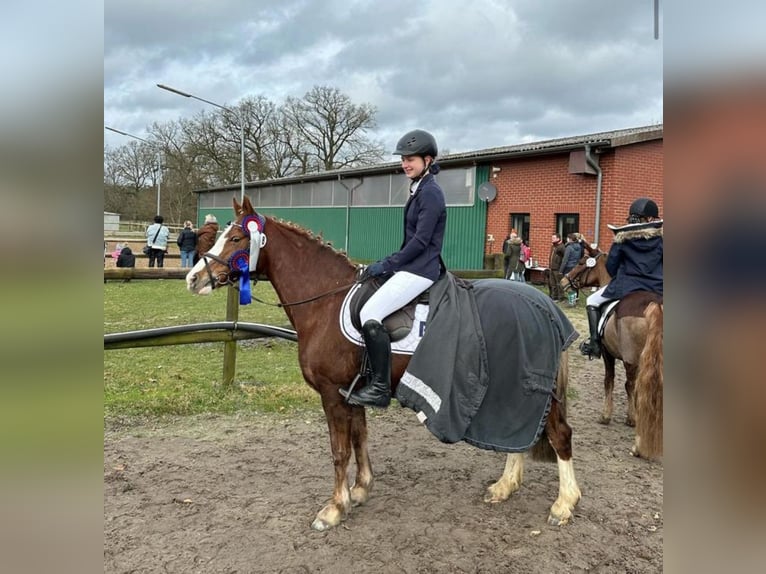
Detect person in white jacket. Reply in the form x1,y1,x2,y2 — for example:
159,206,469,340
145,215,170,268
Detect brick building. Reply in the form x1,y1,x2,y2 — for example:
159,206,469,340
197,125,662,271
476,125,663,263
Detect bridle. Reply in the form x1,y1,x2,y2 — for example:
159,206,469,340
199,250,237,290
199,213,359,307
562,252,605,291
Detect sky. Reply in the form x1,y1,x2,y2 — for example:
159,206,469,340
104,0,664,156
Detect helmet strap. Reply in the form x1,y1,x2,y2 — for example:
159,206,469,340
411,157,432,182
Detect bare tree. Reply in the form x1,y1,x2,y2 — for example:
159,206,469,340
105,86,386,220
103,141,160,219
282,85,385,172
151,120,209,223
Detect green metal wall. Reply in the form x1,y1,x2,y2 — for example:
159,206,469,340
197,167,489,269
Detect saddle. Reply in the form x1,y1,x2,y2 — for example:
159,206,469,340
349,278,430,342
598,291,663,335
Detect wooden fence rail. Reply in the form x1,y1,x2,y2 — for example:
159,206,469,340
103,267,504,385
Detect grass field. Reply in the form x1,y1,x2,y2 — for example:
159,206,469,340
104,280,317,419
104,278,587,420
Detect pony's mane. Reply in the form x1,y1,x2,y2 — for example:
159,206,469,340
269,216,356,268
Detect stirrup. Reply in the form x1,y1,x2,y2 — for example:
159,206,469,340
579,340,600,360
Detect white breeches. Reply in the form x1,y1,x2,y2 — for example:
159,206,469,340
586,285,611,307
360,271,434,325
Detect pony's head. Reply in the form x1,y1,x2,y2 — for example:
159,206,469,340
186,196,266,295
560,252,605,292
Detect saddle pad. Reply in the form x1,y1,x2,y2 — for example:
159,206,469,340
598,300,620,336
339,284,429,356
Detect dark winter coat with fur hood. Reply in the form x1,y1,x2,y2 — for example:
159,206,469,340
603,223,663,299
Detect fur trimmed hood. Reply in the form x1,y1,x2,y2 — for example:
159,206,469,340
613,223,663,244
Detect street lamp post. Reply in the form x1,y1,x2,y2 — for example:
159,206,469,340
157,83,245,201
105,126,163,215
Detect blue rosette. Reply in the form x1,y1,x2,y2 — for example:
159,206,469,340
229,249,252,305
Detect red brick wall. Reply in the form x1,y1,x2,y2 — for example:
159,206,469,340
485,139,663,263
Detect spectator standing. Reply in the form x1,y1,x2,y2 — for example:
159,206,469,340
559,233,583,301
145,215,170,268
501,234,512,279
176,220,198,268
548,233,566,301
195,214,219,265
559,233,583,276
506,231,523,281
518,240,531,283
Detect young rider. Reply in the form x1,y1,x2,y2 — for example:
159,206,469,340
579,197,663,359
341,129,447,408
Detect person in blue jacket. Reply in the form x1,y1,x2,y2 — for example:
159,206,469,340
579,197,663,359
341,129,447,408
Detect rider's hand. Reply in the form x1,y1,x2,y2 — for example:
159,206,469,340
366,261,386,277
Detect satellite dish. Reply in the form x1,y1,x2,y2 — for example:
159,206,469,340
478,182,497,202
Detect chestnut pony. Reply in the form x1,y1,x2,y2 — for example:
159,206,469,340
561,253,663,459
186,197,581,530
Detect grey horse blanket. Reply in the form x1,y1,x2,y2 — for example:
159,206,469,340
395,274,578,452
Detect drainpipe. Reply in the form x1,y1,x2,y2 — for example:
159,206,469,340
339,176,363,253
584,145,603,247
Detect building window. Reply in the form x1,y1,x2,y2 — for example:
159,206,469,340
204,166,476,209
556,213,579,239
510,213,530,246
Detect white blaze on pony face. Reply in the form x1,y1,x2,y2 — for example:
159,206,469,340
185,223,235,294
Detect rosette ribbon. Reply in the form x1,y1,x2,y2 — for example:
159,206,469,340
234,213,267,305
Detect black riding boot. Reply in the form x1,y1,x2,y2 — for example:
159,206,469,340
579,305,602,359
341,320,392,408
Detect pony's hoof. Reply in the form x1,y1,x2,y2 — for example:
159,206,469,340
598,416,611,425
311,518,330,531
350,484,370,506
311,503,345,531
483,490,505,504
483,481,518,504
547,512,571,526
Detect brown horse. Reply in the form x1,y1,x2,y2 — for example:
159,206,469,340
185,196,581,531
560,253,663,459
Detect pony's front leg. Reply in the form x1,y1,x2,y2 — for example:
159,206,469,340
312,397,354,531
484,453,524,503
349,406,373,506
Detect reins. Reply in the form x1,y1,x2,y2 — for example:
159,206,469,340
250,280,359,308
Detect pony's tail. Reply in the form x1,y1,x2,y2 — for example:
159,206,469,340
530,350,569,463
635,302,664,459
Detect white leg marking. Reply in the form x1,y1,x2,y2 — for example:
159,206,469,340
350,464,373,506
548,456,581,526
311,482,351,531
484,453,524,503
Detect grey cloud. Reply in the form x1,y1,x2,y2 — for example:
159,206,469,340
105,0,663,152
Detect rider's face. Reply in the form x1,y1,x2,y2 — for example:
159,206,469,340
401,155,428,179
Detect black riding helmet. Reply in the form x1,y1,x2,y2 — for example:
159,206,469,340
393,129,438,158
629,197,659,220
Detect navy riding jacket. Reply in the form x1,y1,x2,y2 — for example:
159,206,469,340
380,173,447,281
603,224,663,299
